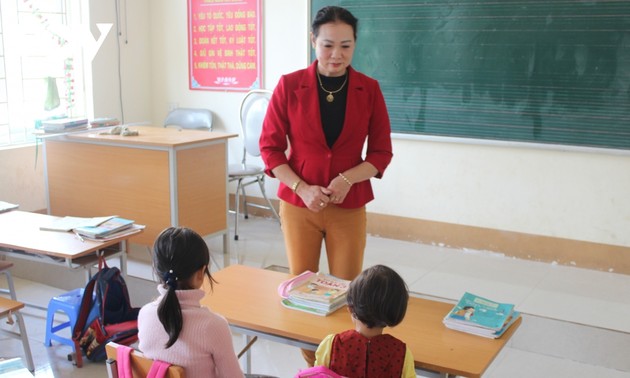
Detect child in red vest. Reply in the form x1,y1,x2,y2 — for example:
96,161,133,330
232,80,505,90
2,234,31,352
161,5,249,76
314,264,415,378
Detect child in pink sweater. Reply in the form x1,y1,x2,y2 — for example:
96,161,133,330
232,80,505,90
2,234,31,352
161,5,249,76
138,227,244,378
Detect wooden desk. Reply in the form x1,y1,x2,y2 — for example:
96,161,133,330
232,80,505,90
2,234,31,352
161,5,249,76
42,126,236,264
202,265,521,378
0,211,138,281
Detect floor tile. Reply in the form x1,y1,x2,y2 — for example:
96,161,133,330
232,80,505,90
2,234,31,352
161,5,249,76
486,348,630,378
519,264,630,333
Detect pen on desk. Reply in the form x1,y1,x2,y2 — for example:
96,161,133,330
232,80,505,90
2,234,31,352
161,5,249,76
74,231,84,242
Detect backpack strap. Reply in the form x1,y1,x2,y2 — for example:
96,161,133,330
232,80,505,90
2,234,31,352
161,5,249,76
295,365,345,378
72,268,98,368
147,360,172,378
116,344,134,378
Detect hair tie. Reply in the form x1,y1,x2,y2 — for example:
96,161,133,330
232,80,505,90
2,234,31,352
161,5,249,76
164,269,178,290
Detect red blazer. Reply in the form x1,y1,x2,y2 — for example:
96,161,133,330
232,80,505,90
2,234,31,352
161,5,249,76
260,61,393,209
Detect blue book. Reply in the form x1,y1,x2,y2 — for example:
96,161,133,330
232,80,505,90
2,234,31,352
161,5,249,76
73,217,134,238
444,292,515,331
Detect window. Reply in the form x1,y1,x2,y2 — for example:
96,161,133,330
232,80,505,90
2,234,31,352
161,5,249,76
0,0,85,146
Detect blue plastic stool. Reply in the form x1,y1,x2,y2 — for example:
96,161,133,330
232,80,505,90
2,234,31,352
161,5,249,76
44,288,84,351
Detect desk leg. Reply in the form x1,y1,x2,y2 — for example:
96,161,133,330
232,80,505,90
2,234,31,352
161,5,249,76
119,240,128,277
15,311,35,372
416,369,450,378
223,232,230,268
242,334,252,374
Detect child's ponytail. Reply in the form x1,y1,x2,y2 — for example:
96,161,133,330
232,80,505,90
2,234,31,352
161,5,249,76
157,269,183,348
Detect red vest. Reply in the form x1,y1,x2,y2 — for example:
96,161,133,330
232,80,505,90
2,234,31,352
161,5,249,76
329,330,406,378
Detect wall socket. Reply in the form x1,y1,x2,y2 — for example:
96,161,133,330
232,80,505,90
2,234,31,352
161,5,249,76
168,102,179,111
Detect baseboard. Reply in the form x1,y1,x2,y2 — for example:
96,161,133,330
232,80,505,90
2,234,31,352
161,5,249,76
367,213,630,275
231,195,630,275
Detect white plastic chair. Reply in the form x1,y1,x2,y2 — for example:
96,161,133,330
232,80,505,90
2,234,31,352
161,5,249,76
163,108,213,131
228,90,280,240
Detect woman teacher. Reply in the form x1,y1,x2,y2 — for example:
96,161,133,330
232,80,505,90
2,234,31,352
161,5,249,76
260,3,392,310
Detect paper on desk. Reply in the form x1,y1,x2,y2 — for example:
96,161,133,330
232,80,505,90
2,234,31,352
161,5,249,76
0,201,19,213
39,215,115,232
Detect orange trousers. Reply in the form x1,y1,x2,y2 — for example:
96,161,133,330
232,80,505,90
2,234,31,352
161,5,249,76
279,201,367,366
279,201,367,281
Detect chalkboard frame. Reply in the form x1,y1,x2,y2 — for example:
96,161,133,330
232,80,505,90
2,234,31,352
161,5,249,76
309,0,630,151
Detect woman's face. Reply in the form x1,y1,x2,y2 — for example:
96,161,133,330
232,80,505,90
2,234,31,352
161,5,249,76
311,21,355,77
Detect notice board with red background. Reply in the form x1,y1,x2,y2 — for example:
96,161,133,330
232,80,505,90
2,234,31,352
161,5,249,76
188,0,262,91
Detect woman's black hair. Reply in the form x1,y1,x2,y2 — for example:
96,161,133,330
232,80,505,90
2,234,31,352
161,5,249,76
312,6,358,41
346,264,409,328
153,226,217,348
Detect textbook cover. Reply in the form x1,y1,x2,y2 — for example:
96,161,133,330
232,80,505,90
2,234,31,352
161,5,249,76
443,292,515,331
287,272,350,304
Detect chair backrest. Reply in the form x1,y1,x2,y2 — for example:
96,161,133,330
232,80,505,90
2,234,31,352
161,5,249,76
105,341,185,378
239,89,272,158
163,108,213,131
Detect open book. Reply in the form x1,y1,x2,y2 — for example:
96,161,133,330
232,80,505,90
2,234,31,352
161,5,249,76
0,201,19,213
40,215,115,232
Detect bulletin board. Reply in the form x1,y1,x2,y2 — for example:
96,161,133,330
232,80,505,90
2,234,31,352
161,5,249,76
188,0,262,91
311,0,630,150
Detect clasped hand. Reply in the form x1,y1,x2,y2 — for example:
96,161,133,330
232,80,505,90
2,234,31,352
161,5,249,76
301,176,350,212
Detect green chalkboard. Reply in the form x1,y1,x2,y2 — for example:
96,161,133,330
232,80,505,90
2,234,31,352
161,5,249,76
311,0,630,150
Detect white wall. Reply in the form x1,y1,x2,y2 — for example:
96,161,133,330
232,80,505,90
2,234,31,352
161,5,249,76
89,0,151,123
4,1,629,251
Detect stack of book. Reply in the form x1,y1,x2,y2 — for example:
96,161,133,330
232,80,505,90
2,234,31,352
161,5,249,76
42,117,89,132
443,292,521,339
73,217,136,240
90,117,120,128
278,271,350,316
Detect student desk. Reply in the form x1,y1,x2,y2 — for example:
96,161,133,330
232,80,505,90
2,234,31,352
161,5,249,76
0,210,138,284
42,126,236,265
202,264,521,378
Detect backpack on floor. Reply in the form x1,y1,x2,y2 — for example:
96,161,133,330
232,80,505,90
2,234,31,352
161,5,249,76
72,258,140,367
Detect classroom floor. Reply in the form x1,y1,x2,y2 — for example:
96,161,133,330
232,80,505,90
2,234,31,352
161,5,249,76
2,215,630,377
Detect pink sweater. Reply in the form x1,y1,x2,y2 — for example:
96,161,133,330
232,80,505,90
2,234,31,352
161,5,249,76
138,286,244,378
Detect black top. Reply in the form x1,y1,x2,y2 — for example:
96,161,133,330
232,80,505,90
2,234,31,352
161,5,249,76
317,72,348,148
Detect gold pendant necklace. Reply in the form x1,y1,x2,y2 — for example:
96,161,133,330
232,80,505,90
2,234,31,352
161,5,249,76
317,71,348,103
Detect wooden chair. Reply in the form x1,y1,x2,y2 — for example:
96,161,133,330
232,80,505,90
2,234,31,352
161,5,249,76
105,341,185,378
0,261,17,300
0,296,34,372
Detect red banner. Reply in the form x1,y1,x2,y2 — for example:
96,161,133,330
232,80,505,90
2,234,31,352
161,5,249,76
188,0,262,91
